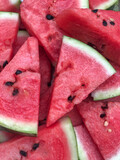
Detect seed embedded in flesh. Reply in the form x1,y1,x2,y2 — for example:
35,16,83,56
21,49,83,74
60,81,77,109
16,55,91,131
15,70,22,75
32,143,40,150
92,9,98,13
110,21,115,26
100,113,106,118
103,20,107,26
67,95,76,102
12,88,19,96
20,150,27,157
3,60,8,68
46,14,54,20
5,81,14,86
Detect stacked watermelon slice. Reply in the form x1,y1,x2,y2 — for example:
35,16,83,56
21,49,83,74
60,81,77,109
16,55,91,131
0,0,119,159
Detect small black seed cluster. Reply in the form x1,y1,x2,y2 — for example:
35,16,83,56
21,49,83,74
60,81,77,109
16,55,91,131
100,103,108,119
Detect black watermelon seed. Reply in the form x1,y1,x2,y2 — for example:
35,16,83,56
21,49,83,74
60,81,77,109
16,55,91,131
5,81,14,86
15,70,22,75
20,150,27,157
100,113,106,118
32,143,39,150
103,20,107,26
81,84,85,87
68,95,76,102
12,88,19,96
3,61,8,68
47,82,51,87
46,14,54,20
110,21,115,26
101,105,108,110
92,9,98,13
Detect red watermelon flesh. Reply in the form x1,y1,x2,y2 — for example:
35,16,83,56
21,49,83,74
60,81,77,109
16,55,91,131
56,9,120,66
89,0,118,9
0,12,19,71
46,36,115,126
75,125,104,160
0,117,78,160
65,106,83,126
13,30,29,56
92,61,120,101
77,101,120,160
0,0,20,12
0,37,40,135
20,0,88,64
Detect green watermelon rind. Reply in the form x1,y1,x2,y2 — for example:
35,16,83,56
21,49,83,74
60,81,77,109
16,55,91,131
17,30,29,37
79,0,89,8
0,12,19,21
60,117,78,160
95,0,118,9
91,87,120,101
0,115,37,135
74,127,88,160
9,0,21,7
63,36,116,76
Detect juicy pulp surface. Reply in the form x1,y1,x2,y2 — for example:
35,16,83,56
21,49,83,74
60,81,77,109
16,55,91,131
89,0,118,9
56,9,120,66
13,30,29,56
47,36,115,126
20,0,89,64
0,12,19,71
0,117,78,160
77,101,120,160
92,62,120,100
75,125,103,160
0,37,40,134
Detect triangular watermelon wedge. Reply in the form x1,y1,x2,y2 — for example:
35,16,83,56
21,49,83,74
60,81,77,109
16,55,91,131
0,117,78,160
56,9,120,66
0,37,40,135
20,0,89,64
77,101,120,160
0,12,19,71
46,36,115,126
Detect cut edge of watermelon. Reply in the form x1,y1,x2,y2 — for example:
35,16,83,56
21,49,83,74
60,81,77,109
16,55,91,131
9,0,21,6
17,30,29,37
80,0,89,8
91,87,120,101
0,115,37,135
63,36,116,76
74,127,88,160
60,117,78,160
0,12,19,20
94,0,118,9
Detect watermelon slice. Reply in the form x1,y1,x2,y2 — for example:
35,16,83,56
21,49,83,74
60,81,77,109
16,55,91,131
0,117,78,160
75,125,104,160
46,36,115,126
20,0,89,64
0,12,19,71
56,9,120,66
77,101,120,160
92,61,120,101
0,37,40,135
0,0,20,12
89,0,118,9
13,30,29,56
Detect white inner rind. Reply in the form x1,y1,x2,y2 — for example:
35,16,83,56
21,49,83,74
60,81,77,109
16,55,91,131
17,31,29,37
91,87,120,100
60,117,78,160
80,0,89,8
0,12,19,21
9,0,20,5
108,149,120,160
63,36,116,76
95,0,118,9
74,128,88,160
0,115,37,135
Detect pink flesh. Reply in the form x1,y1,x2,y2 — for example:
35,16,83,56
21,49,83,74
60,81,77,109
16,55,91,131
0,18,19,71
56,9,120,66
65,106,83,126
0,37,40,123
0,121,71,160
77,101,120,160
20,0,82,64
75,125,103,160
47,40,112,126
89,0,112,9
0,0,19,12
13,32,29,56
